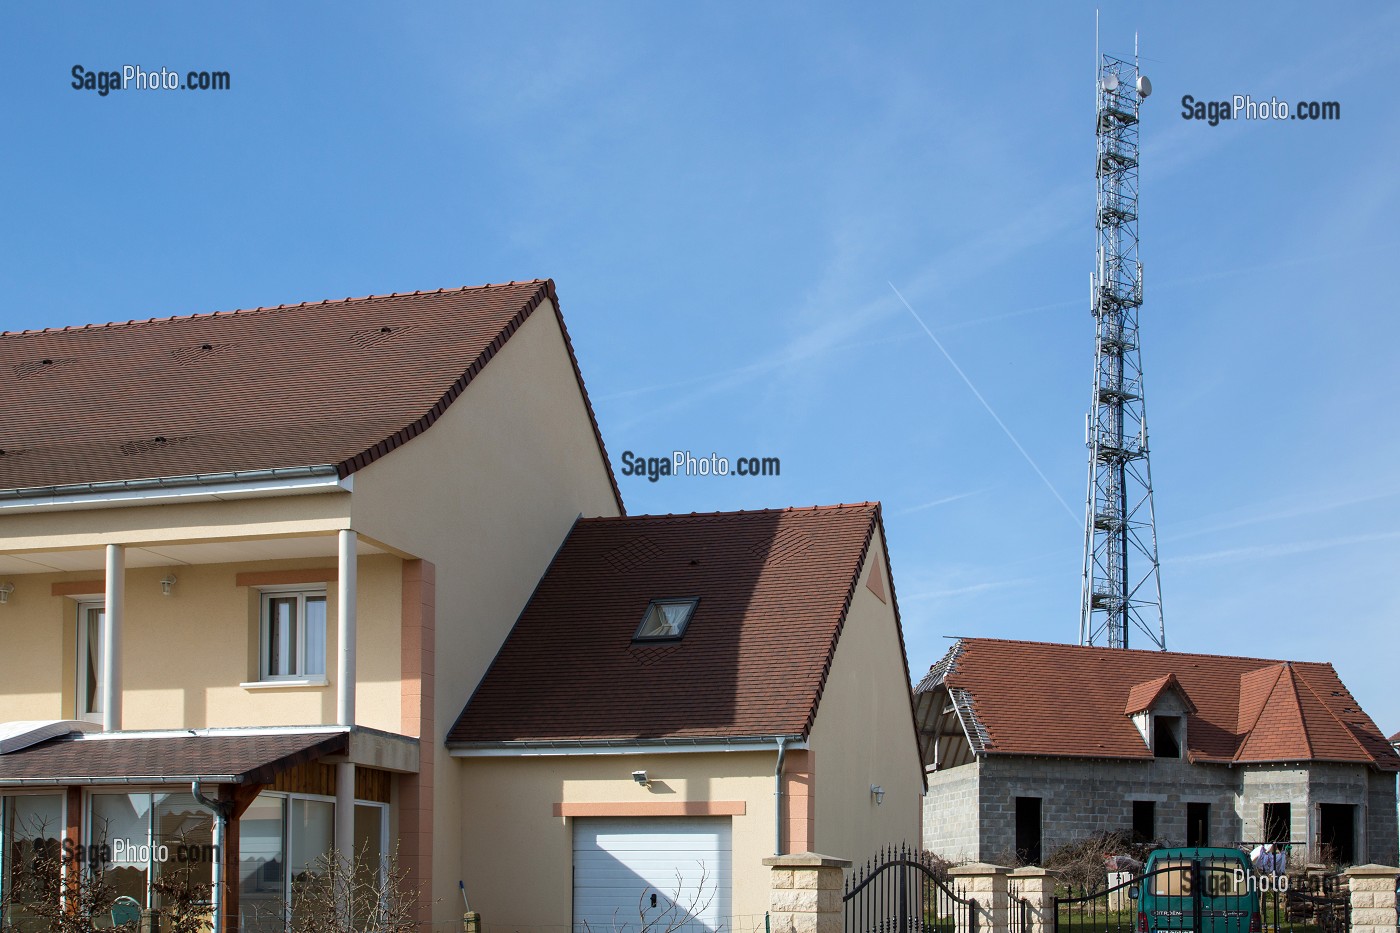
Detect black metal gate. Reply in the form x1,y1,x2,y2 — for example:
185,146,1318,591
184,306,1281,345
1053,860,1350,933
1264,874,1350,933
843,846,978,933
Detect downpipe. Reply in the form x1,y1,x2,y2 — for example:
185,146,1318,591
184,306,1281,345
191,780,231,933
773,736,788,856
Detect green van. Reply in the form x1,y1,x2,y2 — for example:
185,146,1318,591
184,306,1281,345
1132,847,1262,933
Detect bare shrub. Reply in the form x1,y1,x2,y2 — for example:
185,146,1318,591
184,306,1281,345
1044,832,1156,892
251,845,424,933
582,863,719,933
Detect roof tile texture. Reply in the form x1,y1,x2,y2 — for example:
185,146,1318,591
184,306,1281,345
931,638,1398,770
1124,673,1196,715
448,504,881,744
0,281,619,504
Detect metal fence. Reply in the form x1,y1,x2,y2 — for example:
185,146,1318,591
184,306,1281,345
843,845,977,933
1052,860,1351,933
1007,878,1031,933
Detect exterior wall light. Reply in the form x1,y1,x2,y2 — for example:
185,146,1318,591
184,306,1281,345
870,784,885,805
0,582,12,604
632,770,649,786
160,574,177,597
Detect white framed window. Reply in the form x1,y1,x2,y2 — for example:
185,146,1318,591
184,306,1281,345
259,588,327,681
77,600,105,722
0,792,65,913
86,791,216,911
236,791,387,931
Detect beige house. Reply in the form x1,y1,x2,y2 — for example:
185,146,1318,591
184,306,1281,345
449,503,924,929
0,279,926,932
0,281,623,931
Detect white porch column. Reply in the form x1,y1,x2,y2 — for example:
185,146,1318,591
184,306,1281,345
337,529,357,727
102,544,124,732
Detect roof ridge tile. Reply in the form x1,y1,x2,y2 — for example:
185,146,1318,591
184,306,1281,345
0,279,551,337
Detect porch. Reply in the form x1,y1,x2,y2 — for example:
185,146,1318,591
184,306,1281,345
0,725,421,932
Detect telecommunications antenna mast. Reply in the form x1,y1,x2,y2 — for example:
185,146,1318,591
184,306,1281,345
1079,30,1166,650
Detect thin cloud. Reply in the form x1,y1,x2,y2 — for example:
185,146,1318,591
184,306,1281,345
895,489,985,516
1168,530,1400,566
1168,487,1400,544
890,282,1080,526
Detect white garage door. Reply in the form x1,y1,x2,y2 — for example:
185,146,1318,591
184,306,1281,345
573,818,732,933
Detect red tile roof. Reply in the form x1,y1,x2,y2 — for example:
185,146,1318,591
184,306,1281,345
448,503,904,745
0,280,622,511
1124,673,1197,715
918,638,1399,771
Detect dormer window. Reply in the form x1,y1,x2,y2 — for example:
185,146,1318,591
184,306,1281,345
1153,715,1183,758
633,598,698,641
1125,673,1195,758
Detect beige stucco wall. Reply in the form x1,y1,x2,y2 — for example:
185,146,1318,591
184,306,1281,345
0,295,623,927
346,298,623,924
458,751,777,927
807,528,924,865
0,489,351,553
0,555,403,733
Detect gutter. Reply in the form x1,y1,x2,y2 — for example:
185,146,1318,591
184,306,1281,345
0,774,244,787
0,465,348,513
449,735,806,758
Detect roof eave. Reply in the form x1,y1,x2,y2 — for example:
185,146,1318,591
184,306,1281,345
448,734,807,758
0,465,346,514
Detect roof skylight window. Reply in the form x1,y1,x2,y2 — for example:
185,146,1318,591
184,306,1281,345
633,598,699,641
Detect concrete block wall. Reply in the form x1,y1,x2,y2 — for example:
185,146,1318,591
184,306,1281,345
1367,771,1399,865
1238,765,1310,847
1240,761,1394,863
925,756,1398,864
923,761,981,860
974,756,1240,860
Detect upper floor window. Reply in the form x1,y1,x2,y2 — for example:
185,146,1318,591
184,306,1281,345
77,600,105,722
260,589,326,680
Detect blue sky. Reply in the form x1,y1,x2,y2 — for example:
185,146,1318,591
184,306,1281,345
3,4,1398,730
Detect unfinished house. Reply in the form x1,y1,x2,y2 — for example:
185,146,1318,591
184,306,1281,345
915,638,1399,866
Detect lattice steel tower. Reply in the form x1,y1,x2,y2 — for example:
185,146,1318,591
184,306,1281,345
1079,45,1166,650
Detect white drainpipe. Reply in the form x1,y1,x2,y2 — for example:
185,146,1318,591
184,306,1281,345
190,781,227,933
774,736,788,856
337,529,357,727
102,544,124,732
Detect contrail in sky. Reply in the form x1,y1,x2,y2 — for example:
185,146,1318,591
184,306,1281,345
889,282,1080,526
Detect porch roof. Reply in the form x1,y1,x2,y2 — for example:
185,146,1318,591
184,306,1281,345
0,728,347,786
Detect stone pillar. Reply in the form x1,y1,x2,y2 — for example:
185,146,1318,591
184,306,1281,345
764,853,851,933
1345,865,1399,933
1009,867,1055,933
949,863,1010,933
